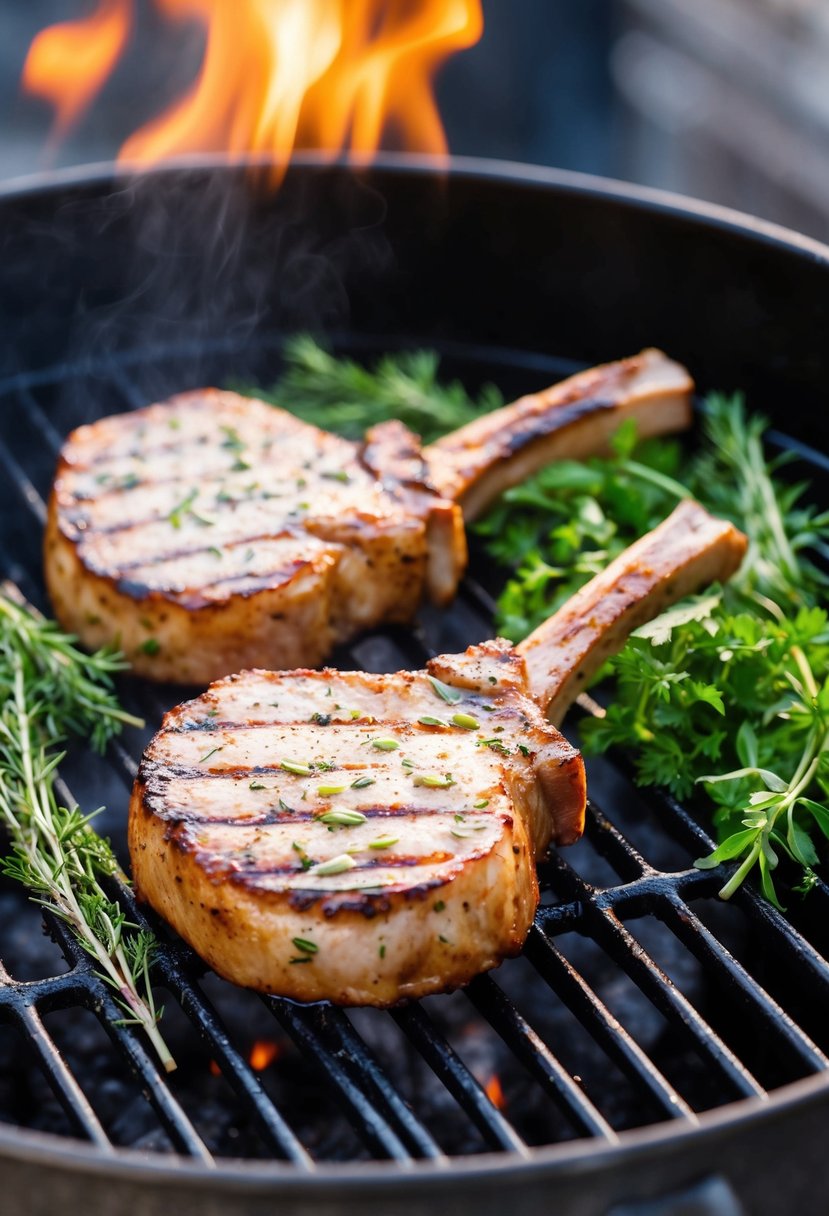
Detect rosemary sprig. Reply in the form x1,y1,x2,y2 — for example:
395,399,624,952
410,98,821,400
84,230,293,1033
249,334,502,442
0,591,175,1071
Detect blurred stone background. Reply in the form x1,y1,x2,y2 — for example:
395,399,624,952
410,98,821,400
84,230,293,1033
3,0,829,240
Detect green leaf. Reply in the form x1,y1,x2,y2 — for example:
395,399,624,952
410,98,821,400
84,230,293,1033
696,767,787,792
695,828,759,869
426,676,463,704
735,720,759,768
787,817,819,867
799,798,829,843
632,592,722,646
758,846,785,910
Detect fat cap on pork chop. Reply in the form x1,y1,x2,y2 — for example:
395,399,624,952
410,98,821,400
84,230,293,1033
129,500,746,1006
47,349,692,683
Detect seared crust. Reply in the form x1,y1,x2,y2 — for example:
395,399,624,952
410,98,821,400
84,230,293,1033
424,349,693,519
518,500,749,725
129,643,585,1005
46,391,466,683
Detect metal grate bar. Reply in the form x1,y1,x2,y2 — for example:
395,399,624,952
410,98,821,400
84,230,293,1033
391,1004,530,1156
660,891,829,1074
625,779,829,993
262,1000,445,1162
465,974,619,1141
589,907,766,1099
524,928,698,1123
582,800,652,883
14,1003,115,1151
112,884,316,1169
0,955,114,1151
13,386,65,455
265,998,416,1162
39,909,215,1163
0,435,47,526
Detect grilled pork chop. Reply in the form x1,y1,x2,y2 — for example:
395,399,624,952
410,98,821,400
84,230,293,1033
129,501,747,1005
47,349,692,683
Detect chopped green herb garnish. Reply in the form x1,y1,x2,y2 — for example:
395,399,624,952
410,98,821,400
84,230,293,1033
317,783,346,796
369,836,398,850
351,776,376,789
318,808,367,826
291,937,318,955
138,638,160,656
433,900,446,912
280,759,313,776
199,746,222,764
412,773,455,788
311,854,358,877
427,675,463,704
478,739,510,756
168,487,199,529
311,712,332,726
220,425,245,453
208,546,223,559
452,713,480,730
370,738,399,751
473,799,489,809
249,780,266,791
517,743,531,757
378,944,386,959
292,841,313,870
418,715,448,728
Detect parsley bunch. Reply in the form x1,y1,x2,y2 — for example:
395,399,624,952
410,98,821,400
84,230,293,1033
470,386,829,906
246,339,829,906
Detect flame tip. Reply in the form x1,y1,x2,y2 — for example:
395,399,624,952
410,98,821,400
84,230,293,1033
23,0,484,189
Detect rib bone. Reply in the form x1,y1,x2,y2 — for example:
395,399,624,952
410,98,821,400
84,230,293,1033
518,499,748,725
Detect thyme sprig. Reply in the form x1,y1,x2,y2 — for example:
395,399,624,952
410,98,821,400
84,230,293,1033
0,591,175,1071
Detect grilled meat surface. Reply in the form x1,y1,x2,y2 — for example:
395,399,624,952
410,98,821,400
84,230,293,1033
45,393,465,683
130,502,746,1006
46,350,692,683
129,642,585,1005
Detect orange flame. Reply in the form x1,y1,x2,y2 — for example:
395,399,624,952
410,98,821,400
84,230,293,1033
484,1073,506,1110
22,0,483,184
22,0,133,146
249,1039,281,1071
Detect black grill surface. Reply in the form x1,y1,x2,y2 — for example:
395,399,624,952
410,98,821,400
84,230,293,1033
1,337,828,1172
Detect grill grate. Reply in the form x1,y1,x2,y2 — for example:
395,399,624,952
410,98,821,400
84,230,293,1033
1,343,828,1171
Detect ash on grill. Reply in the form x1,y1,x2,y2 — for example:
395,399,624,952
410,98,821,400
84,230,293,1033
0,347,828,1169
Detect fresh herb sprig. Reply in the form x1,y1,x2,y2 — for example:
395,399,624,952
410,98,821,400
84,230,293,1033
575,402,829,907
0,591,175,1071
253,333,502,442
242,339,829,906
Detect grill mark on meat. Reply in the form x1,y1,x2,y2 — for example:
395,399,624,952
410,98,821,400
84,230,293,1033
143,801,471,824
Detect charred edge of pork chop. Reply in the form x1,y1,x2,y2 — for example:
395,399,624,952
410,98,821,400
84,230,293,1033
129,646,585,1004
424,349,694,520
46,390,465,682
518,500,749,726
